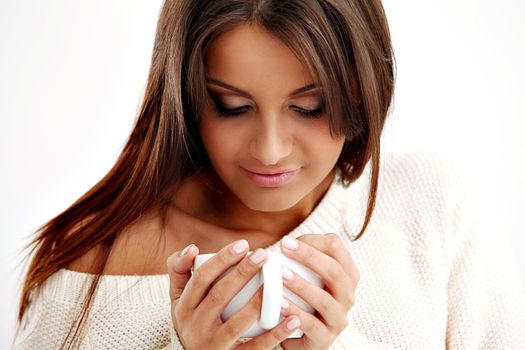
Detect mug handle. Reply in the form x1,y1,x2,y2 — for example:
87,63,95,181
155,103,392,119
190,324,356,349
259,252,283,329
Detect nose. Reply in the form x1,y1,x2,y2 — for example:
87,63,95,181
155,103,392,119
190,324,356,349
249,115,292,166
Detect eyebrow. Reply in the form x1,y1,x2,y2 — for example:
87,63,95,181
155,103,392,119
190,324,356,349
206,78,319,98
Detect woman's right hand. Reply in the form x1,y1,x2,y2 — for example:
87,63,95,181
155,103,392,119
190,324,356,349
167,240,301,349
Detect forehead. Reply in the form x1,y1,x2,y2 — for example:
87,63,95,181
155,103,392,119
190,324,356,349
204,23,314,93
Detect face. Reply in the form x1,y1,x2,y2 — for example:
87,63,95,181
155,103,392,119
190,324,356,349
199,23,345,212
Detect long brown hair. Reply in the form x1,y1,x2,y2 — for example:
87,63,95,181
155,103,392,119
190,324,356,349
16,0,394,348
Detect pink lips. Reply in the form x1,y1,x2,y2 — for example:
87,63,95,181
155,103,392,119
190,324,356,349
244,168,299,187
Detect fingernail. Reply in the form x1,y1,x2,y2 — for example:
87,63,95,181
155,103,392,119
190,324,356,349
286,317,300,330
179,244,193,257
249,249,267,264
282,236,299,250
232,240,249,254
282,267,294,281
281,298,289,309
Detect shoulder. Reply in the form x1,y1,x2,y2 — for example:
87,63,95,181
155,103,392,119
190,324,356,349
347,152,476,248
377,151,470,207
344,151,469,210
379,151,465,188
65,209,175,275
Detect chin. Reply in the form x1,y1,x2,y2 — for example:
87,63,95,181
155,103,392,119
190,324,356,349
238,190,304,212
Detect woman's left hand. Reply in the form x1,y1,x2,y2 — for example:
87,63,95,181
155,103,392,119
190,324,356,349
279,233,360,350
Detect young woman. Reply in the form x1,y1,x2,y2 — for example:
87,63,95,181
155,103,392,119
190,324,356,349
13,0,525,349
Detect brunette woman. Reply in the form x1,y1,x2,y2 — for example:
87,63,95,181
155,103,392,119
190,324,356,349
13,0,525,349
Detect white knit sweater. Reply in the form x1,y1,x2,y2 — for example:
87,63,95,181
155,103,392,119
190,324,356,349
13,152,525,349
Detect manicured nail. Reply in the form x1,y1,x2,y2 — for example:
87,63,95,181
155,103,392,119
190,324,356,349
232,240,249,254
179,244,193,257
282,236,299,250
281,298,289,309
286,317,301,330
282,267,294,281
249,249,267,264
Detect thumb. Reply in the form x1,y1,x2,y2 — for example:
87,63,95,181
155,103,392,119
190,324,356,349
167,244,199,302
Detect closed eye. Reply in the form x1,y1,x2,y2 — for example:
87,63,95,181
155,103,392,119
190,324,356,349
213,103,251,117
212,102,325,119
291,105,324,119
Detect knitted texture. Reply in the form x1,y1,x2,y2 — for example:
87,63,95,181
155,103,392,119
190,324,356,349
13,152,525,349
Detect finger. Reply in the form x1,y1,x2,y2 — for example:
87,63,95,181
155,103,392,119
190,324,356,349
194,248,268,328
167,244,199,302
281,236,356,307
281,266,347,329
297,233,360,279
280,297,334,344
216,286,264,343
180,239,250,311
237,315,302,350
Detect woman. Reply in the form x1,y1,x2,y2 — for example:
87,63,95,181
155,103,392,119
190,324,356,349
13,0,525,349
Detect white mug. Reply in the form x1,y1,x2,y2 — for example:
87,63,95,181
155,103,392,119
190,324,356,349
192,250,323,338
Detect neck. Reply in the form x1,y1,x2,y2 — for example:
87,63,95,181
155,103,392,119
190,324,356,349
200,168,335,239
172,171,335,246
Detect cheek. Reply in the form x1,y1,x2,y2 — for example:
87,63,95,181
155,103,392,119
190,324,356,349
199,116,242,164
296,121,345,163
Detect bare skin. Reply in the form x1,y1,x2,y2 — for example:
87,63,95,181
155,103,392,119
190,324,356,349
167,23,358,349
67,23,359,349
67,19,340,275
65,168,332,276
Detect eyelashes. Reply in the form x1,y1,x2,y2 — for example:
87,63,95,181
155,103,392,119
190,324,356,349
211,99,325,119
213,103,250,117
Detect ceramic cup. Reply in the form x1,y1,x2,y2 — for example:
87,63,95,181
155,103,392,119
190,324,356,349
192,250,323,338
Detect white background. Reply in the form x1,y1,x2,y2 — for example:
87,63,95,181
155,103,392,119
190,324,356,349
1,0,524,347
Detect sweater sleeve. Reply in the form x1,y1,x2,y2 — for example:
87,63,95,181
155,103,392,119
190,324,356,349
12,270,189,349
158,324,185,349
327,318,396,349
12,293,86,349
445,167,525,349
217,319,394,350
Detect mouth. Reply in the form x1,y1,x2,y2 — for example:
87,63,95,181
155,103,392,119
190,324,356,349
243,168,300,188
